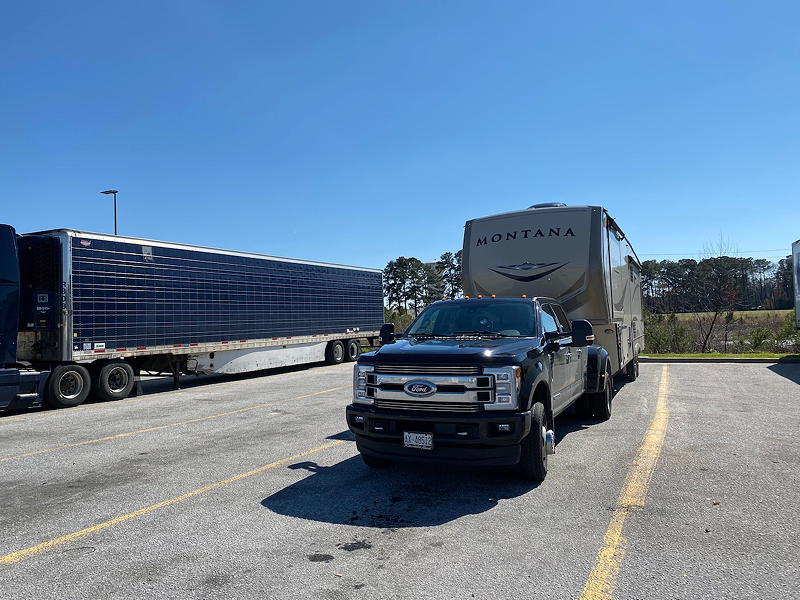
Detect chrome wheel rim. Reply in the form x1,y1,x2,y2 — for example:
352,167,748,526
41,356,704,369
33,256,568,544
107,366,129,393
541,422,548,468
59,371,84,400
334,344,344,361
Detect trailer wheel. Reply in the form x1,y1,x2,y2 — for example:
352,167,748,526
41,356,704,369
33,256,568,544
46,364,91,408
93,361,135,401
345,339,361,362
325,340,345,365
517,402,548,481
625,354,639,382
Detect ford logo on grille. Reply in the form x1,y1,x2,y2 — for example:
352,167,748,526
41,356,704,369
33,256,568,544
404,380,436,397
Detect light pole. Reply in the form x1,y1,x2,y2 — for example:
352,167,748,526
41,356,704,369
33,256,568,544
101,190,118,235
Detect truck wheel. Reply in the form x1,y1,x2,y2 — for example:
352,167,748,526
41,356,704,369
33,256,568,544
325,340,345,365
93,361,135,401
361,453,390,468
588,363,613,420
575,394,593,418
46,364,91,408
517,402,548,482
625,354,639,381
345,339,361,362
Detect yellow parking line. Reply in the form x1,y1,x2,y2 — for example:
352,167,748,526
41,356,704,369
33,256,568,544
0,363,351,425
0,439,346,565
0,385,348,463
579,365,670,600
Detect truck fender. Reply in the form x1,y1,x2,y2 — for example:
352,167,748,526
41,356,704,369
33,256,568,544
585,346,610,394
520,362,551,421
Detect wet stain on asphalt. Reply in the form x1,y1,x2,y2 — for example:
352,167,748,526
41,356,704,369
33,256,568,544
337,539,372,552
307,553,335,563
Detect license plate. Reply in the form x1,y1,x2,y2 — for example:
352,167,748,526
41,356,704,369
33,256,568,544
403,431,433,450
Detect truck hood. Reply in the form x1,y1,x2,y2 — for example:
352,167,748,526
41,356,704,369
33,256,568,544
359,336,542,366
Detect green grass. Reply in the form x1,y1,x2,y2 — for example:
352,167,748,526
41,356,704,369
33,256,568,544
642,352,799,359
670,309,792,321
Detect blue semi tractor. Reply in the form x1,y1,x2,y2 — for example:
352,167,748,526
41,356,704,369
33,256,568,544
0,225,383,411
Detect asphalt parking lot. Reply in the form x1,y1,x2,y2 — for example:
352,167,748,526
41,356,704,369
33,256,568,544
1,362,798,600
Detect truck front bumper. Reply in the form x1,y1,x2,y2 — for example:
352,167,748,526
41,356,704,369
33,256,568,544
346,404,532,466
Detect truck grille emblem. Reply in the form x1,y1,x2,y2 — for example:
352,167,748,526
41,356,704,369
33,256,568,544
404,380,437,397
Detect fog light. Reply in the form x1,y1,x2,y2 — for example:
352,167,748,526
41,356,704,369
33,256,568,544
353,415,364,423
497,423,511,432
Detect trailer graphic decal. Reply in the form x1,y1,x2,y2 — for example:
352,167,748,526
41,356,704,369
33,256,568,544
490,262,566,282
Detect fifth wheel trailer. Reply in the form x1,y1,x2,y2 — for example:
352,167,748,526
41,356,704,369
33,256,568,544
462,204,643,376
0,225,383,410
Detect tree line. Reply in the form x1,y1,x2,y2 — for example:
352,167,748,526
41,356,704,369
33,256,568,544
383,251,462,314
382,251,795,316
641,255,794,314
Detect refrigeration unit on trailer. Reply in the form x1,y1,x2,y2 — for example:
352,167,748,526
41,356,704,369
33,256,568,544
0,225,383,410
462,203,643,376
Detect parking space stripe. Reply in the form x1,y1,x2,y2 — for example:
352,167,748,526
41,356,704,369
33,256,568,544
0,385,348,463
0,439,347,565
579,365,670,600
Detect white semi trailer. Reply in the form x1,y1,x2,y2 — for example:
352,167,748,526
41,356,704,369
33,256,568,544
462,203,643,377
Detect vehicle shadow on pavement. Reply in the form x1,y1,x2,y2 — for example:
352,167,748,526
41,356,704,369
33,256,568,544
767,363,800,384
261,456,539,528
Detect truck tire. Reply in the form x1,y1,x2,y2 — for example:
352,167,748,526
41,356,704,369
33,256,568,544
361,453,390,468
345,339,361,362
587,362,613,420
46,364,91,408
575,394,593,418
625,354,639,382
517,402,548,482
93,361,135,402
325,340,345,365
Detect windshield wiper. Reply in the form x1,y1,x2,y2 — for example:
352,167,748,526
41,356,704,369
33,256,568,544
452,330,513,337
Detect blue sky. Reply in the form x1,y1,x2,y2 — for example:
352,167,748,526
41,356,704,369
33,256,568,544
2,1,798,268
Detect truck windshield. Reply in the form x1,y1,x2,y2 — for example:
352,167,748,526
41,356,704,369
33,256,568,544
405,300,536,338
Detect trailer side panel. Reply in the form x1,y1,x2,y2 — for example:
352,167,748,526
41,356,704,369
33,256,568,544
65,234,383,355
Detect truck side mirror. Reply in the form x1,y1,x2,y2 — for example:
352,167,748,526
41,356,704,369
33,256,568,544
379,323,396,345
570,320,594,347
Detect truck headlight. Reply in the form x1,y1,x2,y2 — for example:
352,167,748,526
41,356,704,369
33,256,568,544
483,366,522,411
353,364,374,405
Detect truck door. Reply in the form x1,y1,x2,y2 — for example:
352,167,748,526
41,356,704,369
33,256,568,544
540,304,571,414
551,303,583,402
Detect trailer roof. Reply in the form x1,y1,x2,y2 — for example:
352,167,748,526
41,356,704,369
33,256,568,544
465,204,643,268
23,228,382,273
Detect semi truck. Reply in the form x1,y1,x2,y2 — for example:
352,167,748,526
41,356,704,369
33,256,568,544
0,225,383,411
346,204,642,480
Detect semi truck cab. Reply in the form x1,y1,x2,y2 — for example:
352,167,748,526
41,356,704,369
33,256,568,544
346,297,612,481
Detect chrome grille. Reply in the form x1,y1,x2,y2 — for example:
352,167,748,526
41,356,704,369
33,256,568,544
374,365,481,375
374,399,482,413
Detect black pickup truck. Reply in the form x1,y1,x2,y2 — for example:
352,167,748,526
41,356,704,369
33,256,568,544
345,297,613,481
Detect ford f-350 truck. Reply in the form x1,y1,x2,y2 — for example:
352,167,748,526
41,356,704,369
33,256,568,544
346,296,611,481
